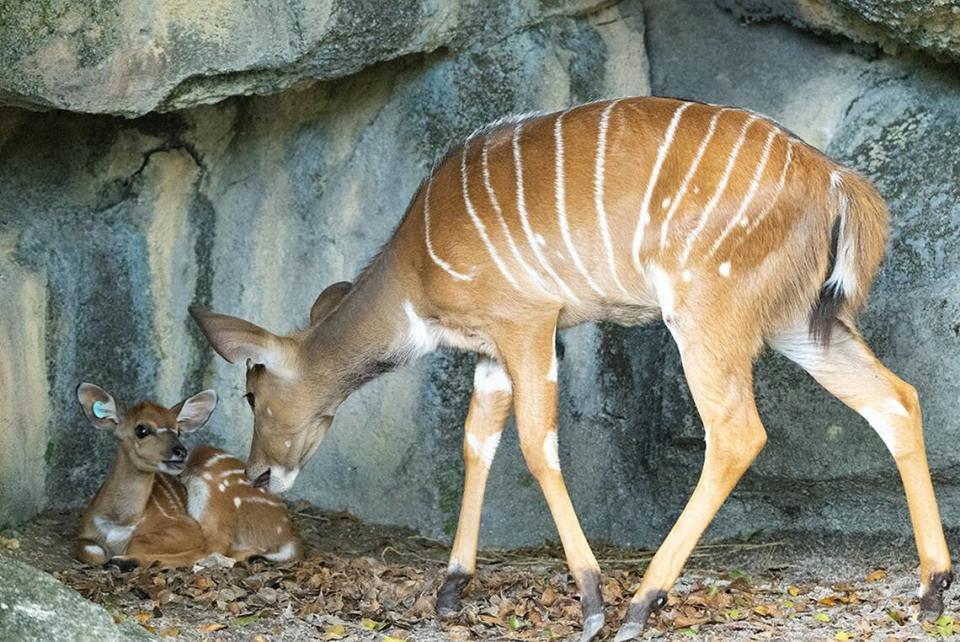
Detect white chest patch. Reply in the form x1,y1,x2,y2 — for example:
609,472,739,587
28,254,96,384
93,515,140,551
185,475,210,521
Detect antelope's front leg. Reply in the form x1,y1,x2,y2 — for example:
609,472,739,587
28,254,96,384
497,317,605,642
437,356,513,617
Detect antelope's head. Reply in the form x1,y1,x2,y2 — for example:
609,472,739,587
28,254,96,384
189,282,353,494
77,383,218,474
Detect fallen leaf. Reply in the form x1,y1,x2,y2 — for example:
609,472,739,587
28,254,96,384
835,631,851,641
787,585,800,596
866,569,887,583
158,628,179,638
814,612,831,623
199,623,226,633
361,618,385,631
322,624,345,640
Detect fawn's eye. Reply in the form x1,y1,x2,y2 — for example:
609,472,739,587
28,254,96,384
244,393,255,410
135,424,150,439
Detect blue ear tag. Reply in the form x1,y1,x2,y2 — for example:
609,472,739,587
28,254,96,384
92,400,109,419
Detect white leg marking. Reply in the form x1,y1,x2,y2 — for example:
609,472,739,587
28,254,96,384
474,357,512,393
706,128,778,259
633,101,693,271
265,541,297,562
481,137,550,292
594,99,632,298
83,544,106,558
424,175,475,281
743,141,794,237
718,261,731,277
554,111,605,297
679,114,760,266
543,431,560,472
859,405,903,456
660,108,729,249
467,431,502,469
460,142,521,290
513,122,580,302
885,398,911,418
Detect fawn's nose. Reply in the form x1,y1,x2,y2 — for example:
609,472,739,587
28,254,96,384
171,444,187,461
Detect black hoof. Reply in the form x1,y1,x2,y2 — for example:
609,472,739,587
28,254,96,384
920,570,953,619
107,557,139,572
436,570,471,619
614,589,667,642
579,569,605,642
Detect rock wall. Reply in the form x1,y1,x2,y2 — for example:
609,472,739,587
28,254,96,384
2,0,959,549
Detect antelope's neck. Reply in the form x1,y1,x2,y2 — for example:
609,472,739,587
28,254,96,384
93,451,155,524
306,251,422,396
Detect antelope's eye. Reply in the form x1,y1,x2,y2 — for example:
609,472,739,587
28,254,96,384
135,424,151,439
244,393,255,410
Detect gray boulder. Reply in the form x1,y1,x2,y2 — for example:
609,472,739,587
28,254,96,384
0,555,149,641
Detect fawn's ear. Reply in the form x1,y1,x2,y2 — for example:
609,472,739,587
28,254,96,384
172,389,218,433
189,306,293,374
77,383,120,430
310,281,352,325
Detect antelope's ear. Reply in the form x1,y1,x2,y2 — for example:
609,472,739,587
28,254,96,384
77,383,120,430
189,306,289,370
310,281,352,325
172,389,218,433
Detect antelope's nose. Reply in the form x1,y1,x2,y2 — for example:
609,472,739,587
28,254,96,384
171,444,187,460
253,469,271,489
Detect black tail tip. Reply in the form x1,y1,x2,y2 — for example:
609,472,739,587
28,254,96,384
809,286,844,347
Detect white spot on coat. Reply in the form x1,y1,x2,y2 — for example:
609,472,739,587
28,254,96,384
718,261,732,277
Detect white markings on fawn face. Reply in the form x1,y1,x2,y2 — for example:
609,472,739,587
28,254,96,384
424,175,474,281
634,101,693,271
480,137,549,292
680,114,760,266
660,108,729,249
554,111,605,296
460,142,521,290
707,126,778,260
594,99,633,299
543,431,561,472
512,122,579,303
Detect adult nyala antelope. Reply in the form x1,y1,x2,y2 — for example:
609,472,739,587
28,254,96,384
76,385,300,567
75,384,217,568
190,96,951,640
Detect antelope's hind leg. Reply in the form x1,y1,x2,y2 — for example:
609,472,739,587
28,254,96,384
437,356,513,617
771,321,952,615
616,330,766,641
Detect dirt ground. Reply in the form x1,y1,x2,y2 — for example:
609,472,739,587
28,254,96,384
2,505,958,641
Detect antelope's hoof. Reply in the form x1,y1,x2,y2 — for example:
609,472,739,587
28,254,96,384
580,613,605,642
614,589,667,642
919,570,953,619
107,557,139,572
436,570,471,619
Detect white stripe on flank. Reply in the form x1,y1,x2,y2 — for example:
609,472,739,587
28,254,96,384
744,140,795,237
594,99,632,298
151,495,172,520
481,137,549,291
424,175,474,281
236,495,281,507
204,452,234,468
217,467,245,479
706,127,778,259
512,122,579,302
460,142,521,290
660,108,729,249
633,101,693,271
679,114,760,266
156,475,183,511
555,111,605,297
